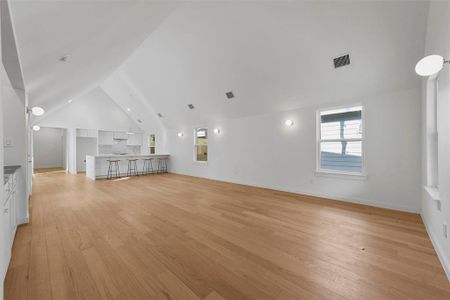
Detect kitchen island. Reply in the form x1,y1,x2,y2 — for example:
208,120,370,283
86,154,170,180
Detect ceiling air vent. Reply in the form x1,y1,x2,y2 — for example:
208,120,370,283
157,113,163,118
137,119,143,123
225,91,235,99
187,104,195,109
333,54,350,68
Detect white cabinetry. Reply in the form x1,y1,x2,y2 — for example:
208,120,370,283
77,129,97,138
98,131,113,145
2,170,18,280
113,131,128,140
127,133,142,146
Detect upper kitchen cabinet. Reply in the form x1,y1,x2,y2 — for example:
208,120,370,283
113,131,128,140
98,131,113,145
77,129,98,138
127,133,142,146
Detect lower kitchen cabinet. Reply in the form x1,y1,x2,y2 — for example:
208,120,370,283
1,169,18,282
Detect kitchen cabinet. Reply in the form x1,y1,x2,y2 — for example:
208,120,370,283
113,131,128,140
2,167,18,280
127,133,142,146
77,129,97,138
98,131,113,145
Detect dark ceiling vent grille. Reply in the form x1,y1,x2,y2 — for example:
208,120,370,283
187,104,195,109
333,54,350,68
225,91,235,99
137,119,143,123
157,113,163,118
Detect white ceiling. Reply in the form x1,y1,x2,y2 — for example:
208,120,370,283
117,1,428,128
38,87,142,133
9,1,429,129
9,0,176,109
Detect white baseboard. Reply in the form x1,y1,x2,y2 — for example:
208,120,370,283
169,170,420,213
17,217,29,225
421,213,450,282
289,189,419,213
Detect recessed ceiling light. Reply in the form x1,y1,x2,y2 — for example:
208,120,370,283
285,119,294,127
157,113,163,118
59,55,69,62
213,128,221,134
137,119,143,123
32,125,41,131
127,108,131,112
67,99,73,103
187,104,195,109
177,132,184,137
225,91,235,99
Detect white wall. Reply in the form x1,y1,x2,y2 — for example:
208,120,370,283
421,1,450,280
37,87,141,132
168,87,422,212
33,127,64,169
101,73,168,154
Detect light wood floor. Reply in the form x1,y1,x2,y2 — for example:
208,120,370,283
4,172,450,299
33,167,65,174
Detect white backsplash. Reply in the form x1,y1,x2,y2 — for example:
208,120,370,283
98,144,141,155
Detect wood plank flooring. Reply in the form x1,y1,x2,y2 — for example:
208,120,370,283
33,168,65,174
4,172,450,299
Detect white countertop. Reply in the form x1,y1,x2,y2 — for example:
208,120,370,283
85,154,169,180
88,154,170,158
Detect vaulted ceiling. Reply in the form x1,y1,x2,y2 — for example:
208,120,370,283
9,0,176,109
9,1,429,129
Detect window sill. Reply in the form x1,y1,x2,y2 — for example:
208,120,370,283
314,170,367,180
194,161,208,166
424,186,440,202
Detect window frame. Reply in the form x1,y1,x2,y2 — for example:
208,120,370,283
316,104,366,177
193,127,208,163
148,134,156,154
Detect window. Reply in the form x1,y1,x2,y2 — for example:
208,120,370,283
318,106,363,174
148,134,156,154
194,128,208,162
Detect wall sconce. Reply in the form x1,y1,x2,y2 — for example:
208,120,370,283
213,128,221,134
27,106,45,116
177,132,184,137
415,55,449,76
285,119,294,127
32,125,41,131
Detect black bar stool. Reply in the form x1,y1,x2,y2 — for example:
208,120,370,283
107,160,121,179
142,158,154,175
157,157,168,173
127,159,139,176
